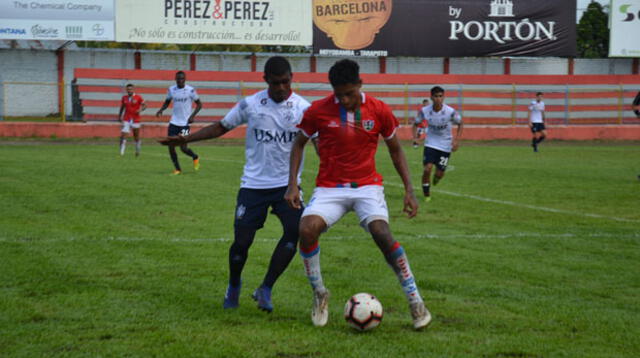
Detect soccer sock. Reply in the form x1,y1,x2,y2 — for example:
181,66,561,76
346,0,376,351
169,147,181,171
537,136,546,144
135,140,141,154
532,138,537,146
180,146,198,160
300,243,326,293
228,226,257,288
422,183,430,197
119,138,126,155
262,213,300,289
385,242,423,305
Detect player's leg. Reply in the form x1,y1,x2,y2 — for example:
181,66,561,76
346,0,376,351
299,215,330,326
538,128,547,144
119,121,129,156
355,185,431,330
298,187,348,326
167,125,182,174
168,145,181,174
531,125,539,152
224,188,270,309
252,188,303,312
132,126,141,157
422,163,433,200
432,151,449,186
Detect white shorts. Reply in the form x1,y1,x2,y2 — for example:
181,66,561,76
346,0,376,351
121,120,141,133
302,185,389,231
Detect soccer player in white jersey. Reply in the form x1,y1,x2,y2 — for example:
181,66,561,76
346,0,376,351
528,92,546,152
412,99,429,148
159,57,311,313
415,86,463,202
285,59,431,330
156,71,202,175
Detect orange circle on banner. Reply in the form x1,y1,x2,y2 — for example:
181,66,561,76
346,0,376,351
313,0,393,50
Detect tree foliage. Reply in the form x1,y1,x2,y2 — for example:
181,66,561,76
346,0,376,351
577,2,609,58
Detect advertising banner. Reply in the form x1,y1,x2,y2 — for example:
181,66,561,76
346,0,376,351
0,0,114,41
313,0,576,57
116,0,312,46
609,0,640,57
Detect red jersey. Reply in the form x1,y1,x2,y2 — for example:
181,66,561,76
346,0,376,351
121,94,145,122
298,93,399,188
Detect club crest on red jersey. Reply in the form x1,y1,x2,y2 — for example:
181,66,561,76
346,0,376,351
362,119,375,131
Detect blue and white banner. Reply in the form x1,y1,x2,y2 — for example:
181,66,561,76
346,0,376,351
0,0,114,41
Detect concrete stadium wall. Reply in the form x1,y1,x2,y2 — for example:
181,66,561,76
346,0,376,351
2,122,640,141
1,48,639,118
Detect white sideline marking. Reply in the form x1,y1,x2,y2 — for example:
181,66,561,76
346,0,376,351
116,149,639,223
1,232,638,244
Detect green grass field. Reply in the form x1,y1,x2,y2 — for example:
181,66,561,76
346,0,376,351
1,139,639,357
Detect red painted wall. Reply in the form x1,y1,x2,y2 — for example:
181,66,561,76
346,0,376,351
2,122,639,141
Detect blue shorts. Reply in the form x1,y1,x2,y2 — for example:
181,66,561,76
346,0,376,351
423,146,451,171
234,186,304,229
531,123,546,133
168,124,190,137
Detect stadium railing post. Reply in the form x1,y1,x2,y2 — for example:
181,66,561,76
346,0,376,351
564,85,570,125
458,84,464,118
60,81,65,123
403,82,409,125
511,84,516,125
617,84,624,124
0,80,4,121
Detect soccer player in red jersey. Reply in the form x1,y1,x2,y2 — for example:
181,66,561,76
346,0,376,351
285,59,432,330
118,84,146,156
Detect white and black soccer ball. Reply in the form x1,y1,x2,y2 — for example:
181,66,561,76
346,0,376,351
344,293,383,331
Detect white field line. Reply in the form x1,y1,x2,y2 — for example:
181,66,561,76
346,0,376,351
1,232,639,244
123,148,638,223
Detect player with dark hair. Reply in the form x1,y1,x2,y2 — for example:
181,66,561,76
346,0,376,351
118,83,146,156
412,99,429,148
156,71,202,175
416,86,463,201
159,57,311,313
285,59,432,330
529,92,546,152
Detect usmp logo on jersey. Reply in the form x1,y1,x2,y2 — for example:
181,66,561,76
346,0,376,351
261,98,268,105
362,119,375,131
286,101,293,107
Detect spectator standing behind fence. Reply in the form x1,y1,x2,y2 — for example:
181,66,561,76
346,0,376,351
118,84,146,157
528,92,546,153
156,71,202,175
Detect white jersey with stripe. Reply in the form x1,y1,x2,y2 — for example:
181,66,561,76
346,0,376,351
416,103,462,153
166,85,199,126
221,89,311,189
529,100,545,123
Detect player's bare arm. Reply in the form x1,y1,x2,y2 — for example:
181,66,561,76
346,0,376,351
118,103,125,122
384,135,418,218
156,99,171,117
412,122,419,145
452,121,464,152
188,99,203,124
284,133,309,209
158,121,230,146
140,102,147,114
